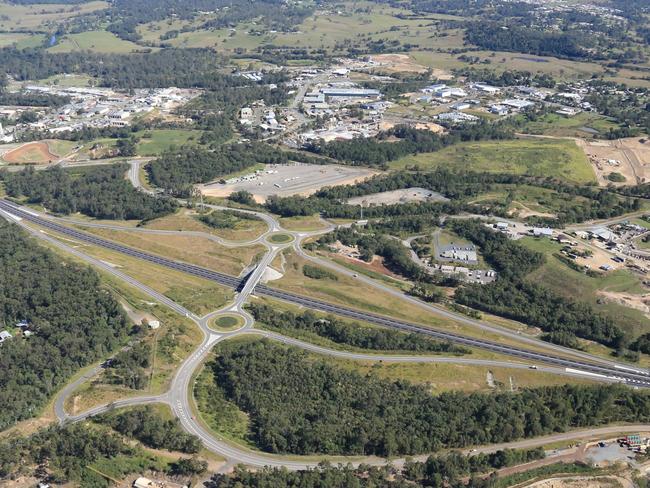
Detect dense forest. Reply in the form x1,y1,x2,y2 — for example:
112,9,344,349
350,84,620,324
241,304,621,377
207,340,650,456
247,302,468,354
449,220,625,349
2,165,178,221
464,22,587,59
208,447,547,488
0,222,131,431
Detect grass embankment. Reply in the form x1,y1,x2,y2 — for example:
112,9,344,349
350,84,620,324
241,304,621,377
144,208,268,241
80,226,265,276
391,139,595,184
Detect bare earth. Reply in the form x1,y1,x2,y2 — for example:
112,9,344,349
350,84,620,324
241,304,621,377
370,53,452,79
2,141,58,164
576,137,650,186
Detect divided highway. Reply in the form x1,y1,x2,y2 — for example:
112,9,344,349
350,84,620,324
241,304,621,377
2,198,650,387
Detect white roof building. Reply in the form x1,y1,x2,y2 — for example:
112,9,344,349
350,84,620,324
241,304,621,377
532,227,553,237
0,330,12,343
471,83,501,94
502,99,535,110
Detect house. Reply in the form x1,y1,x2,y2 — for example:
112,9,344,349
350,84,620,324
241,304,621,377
0,330,12,343
240,107,253,119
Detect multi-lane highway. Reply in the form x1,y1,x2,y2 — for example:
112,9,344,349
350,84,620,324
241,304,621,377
2,198,650,387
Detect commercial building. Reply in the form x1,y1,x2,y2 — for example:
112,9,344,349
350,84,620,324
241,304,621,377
502,99,535,110
320,88,381,99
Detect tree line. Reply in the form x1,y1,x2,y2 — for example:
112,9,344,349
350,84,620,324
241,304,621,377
207,446,547,488
207,339,650,457
2,165,178,221
247,302,468,354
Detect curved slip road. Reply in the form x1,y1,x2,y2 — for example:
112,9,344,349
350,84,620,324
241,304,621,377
2,198,649,388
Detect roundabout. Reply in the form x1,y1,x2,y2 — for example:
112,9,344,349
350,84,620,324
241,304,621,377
209,314,246,332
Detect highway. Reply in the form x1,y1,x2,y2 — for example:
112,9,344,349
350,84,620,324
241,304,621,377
2,198,650,388
4,201,650,470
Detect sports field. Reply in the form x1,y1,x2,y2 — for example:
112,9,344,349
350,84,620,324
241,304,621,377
391,138,596,184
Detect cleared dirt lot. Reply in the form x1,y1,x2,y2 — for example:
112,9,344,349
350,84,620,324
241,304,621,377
200,163,378,203
348,187,448,205
2,141,58,164
577,137,650,186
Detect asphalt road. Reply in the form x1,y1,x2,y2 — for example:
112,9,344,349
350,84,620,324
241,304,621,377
2,198,649,388
5,204,649,470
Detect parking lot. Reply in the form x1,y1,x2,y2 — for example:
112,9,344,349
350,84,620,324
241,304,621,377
200,163,377,203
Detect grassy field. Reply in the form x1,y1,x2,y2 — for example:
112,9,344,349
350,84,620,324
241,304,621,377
135,129,202,156
144,208,268,241
81,226,265,277
49,30,142,54
522,113,621,138
392,139,596,184
522,237,650,340
338,358,596,393
74,129,201,159
209,314,245,332
0,32,42,48
279,215,329,231
468,184,594,218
